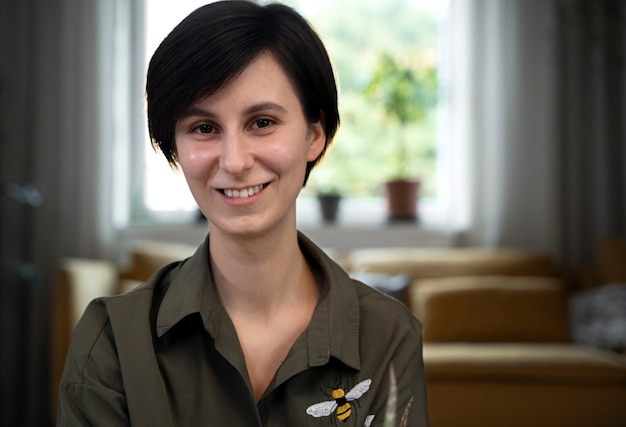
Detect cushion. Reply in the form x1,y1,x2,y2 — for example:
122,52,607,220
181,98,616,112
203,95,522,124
119,241,196,282
348,247,562,282
569,283,626,352
412,276,571,343
58,258,119,326
423,343,626,384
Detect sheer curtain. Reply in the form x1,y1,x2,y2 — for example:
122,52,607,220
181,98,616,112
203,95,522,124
441,0,625,270
1,0,140,423
56,0,140,261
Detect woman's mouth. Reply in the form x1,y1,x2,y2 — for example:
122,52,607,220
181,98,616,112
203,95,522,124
221,184,266,199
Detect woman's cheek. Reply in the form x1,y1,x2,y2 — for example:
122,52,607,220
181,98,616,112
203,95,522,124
179,144,216,178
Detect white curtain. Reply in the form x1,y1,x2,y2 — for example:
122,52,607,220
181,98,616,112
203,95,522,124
441,0,625,269
56,0,140,261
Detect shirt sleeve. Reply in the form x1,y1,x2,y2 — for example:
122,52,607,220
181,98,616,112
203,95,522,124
57,299,131,426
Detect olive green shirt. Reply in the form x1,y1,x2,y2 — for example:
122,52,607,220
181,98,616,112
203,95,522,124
58,232,429,426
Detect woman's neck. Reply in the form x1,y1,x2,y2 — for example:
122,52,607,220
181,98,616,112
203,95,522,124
208,226,321,402
208,226,318,318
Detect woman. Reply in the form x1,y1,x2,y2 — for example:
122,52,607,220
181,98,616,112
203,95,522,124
58,1,429,426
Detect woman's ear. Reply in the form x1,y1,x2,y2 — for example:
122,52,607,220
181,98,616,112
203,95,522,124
306,113,327,162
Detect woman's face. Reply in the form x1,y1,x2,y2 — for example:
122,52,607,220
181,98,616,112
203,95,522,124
175,52,325,240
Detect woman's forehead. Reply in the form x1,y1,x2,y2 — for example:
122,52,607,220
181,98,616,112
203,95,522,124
187,53,304,114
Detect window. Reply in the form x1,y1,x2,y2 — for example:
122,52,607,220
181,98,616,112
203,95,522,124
134,0,447,225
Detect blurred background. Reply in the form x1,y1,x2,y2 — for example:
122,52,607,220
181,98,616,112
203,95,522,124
1,0,624,425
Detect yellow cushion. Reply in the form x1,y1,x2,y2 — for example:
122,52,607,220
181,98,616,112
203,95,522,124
119,241,196,282
412,276,571,343
423,343,626,384
348,247,562,282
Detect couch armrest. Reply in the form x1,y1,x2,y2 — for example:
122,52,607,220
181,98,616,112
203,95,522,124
55,258,119,326
119,240,196,282
50,258,119,419
348,247,563,282
411,275,571,343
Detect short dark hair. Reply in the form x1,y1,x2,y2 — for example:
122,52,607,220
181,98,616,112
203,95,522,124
146,0,339,184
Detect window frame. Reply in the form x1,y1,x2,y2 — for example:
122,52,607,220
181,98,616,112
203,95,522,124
127,0,449,232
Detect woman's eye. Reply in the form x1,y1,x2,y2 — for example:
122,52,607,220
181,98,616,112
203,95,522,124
194,124,214,134
253,119,273,129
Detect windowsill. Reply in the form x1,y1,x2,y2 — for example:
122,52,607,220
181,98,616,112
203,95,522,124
296,196,454,251
121,197,456,253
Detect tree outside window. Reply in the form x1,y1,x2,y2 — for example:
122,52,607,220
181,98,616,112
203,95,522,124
295,0,442,200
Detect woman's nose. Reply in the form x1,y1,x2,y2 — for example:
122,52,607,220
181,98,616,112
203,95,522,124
220,133,254,174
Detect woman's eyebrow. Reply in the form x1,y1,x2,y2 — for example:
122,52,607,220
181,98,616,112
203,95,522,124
180,102,288,120
180,106,215,119
244,102,288,115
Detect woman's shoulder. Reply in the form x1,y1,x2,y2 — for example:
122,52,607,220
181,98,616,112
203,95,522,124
351,278,422,333
61,268,171,388
68,286,151,348
60,297,122,389
65,265,172,367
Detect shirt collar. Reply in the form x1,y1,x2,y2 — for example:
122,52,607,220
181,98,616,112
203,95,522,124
297,232,361,370
154,235,222,338
154,232,361,370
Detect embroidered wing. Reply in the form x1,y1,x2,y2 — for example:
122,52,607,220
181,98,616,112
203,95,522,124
306,400,338,417
346,379,372,401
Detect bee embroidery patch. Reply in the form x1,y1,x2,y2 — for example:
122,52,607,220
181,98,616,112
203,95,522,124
306,379,372,423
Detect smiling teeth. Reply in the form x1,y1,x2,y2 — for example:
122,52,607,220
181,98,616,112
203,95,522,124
224,184,264,199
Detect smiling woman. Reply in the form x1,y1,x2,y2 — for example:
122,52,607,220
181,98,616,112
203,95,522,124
57,2,429,426
137,0,444,222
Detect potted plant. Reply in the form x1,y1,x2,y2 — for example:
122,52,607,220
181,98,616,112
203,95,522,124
316,191,342,223
364,52,437,222
308,166,342,224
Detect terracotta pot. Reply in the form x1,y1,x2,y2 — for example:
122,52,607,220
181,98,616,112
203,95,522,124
384,180,420,221
317,193,342,223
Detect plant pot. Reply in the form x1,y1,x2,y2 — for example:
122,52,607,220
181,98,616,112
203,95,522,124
317,193,342,223
384,179,420,222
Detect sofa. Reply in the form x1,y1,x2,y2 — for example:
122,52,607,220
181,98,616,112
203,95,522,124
51,239,626,426
348,244,626,427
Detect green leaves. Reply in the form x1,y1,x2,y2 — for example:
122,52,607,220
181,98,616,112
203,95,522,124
364,52,437,126
363,52,438,179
